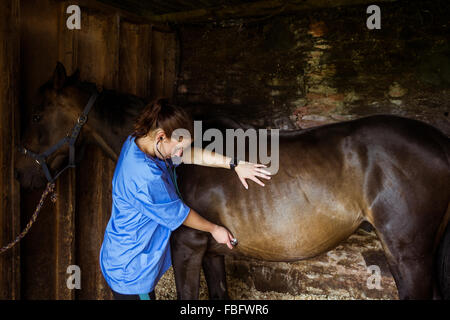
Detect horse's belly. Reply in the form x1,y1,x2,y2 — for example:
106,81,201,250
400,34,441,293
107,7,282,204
222,204,363,261
184,158,366,261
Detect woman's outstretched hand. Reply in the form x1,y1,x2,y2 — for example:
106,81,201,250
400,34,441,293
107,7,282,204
235,161,271,189
211,225,235,250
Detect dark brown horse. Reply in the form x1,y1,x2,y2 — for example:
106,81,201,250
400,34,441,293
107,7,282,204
15,63,450,300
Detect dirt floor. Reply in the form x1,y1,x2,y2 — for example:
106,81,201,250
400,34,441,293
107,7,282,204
155,228,398,300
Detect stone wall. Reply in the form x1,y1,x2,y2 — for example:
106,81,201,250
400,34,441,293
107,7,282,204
175,0,449,134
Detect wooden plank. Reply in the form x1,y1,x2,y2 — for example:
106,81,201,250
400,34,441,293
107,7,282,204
150,29,177,100
150,28,166,100
163,32,177,99
75,147,114,299
18,0,60,300
74,7,119,300
58,1,79,73
51,1,80,300
119,21,152,98
0,0,21,300
54,169,76,299
75,8,120,89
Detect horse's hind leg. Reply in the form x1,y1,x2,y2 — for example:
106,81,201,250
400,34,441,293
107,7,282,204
381,246,435,300
370,205,439,299
202,252,229,299
170,226,209,300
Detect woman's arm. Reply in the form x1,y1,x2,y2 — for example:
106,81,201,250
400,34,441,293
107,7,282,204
182,146,231,168
181,147,272,189
182,207,235,249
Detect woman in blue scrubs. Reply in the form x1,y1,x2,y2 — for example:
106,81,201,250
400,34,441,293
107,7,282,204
99,98,271,300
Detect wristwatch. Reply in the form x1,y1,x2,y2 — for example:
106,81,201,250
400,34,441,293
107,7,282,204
229,157,239,171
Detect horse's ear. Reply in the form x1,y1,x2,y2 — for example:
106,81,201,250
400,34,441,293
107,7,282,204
52,61,67,90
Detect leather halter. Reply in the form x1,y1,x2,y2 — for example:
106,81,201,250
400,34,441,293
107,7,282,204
17,91,99,183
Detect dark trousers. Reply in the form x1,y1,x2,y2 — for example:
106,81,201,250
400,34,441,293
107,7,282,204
112,289,156,300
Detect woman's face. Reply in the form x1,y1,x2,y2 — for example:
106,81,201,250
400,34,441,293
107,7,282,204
158,135,192,159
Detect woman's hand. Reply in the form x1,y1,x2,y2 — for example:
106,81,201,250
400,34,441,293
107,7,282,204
235,161,271,189
211,225,235,250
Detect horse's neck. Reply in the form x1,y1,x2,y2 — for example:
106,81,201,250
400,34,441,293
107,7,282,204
82,89,145,161
87,126,121,162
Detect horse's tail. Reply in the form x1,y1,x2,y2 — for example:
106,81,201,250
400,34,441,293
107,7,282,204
436,135,450,299
436,203,450,299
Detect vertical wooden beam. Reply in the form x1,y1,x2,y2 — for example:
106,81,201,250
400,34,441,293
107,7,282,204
119,21,152,98
75,7,119,300
52,1,80,300
54,170,76,299
58,1,79,72
150,29,177,100
163,32,177,99
150,28,165,100
0,0,21,300
76,147,115,299
75,9,119,89
19,0,60,299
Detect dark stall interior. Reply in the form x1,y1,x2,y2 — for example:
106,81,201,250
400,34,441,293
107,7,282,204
96,0,450,134
172,0,450,133
0,0,449,300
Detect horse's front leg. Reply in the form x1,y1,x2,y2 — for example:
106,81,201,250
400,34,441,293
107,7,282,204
170,225,209,299
202,251,229,299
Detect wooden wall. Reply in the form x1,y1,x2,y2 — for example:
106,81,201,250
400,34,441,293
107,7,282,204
0,0,21,300
15,0,176,299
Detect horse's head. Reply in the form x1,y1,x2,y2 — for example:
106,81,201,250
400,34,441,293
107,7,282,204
15,62,94,189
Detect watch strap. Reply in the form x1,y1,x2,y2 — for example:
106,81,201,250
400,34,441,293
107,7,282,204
229,157,239,171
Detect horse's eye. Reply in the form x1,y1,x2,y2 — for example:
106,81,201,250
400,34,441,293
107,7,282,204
32,114,41,123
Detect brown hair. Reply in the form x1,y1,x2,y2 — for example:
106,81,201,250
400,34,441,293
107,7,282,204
131,98,193,140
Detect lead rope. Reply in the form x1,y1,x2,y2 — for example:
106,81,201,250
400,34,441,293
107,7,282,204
0,182,57,254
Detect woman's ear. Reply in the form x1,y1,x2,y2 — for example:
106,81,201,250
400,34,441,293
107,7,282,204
155,129,166,142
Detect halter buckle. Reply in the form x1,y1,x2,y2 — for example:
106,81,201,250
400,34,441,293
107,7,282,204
77,115,87,125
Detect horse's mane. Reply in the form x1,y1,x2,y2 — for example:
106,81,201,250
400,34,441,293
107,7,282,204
92,87,146,128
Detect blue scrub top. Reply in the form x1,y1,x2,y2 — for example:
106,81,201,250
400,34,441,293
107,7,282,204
99,135,190,295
